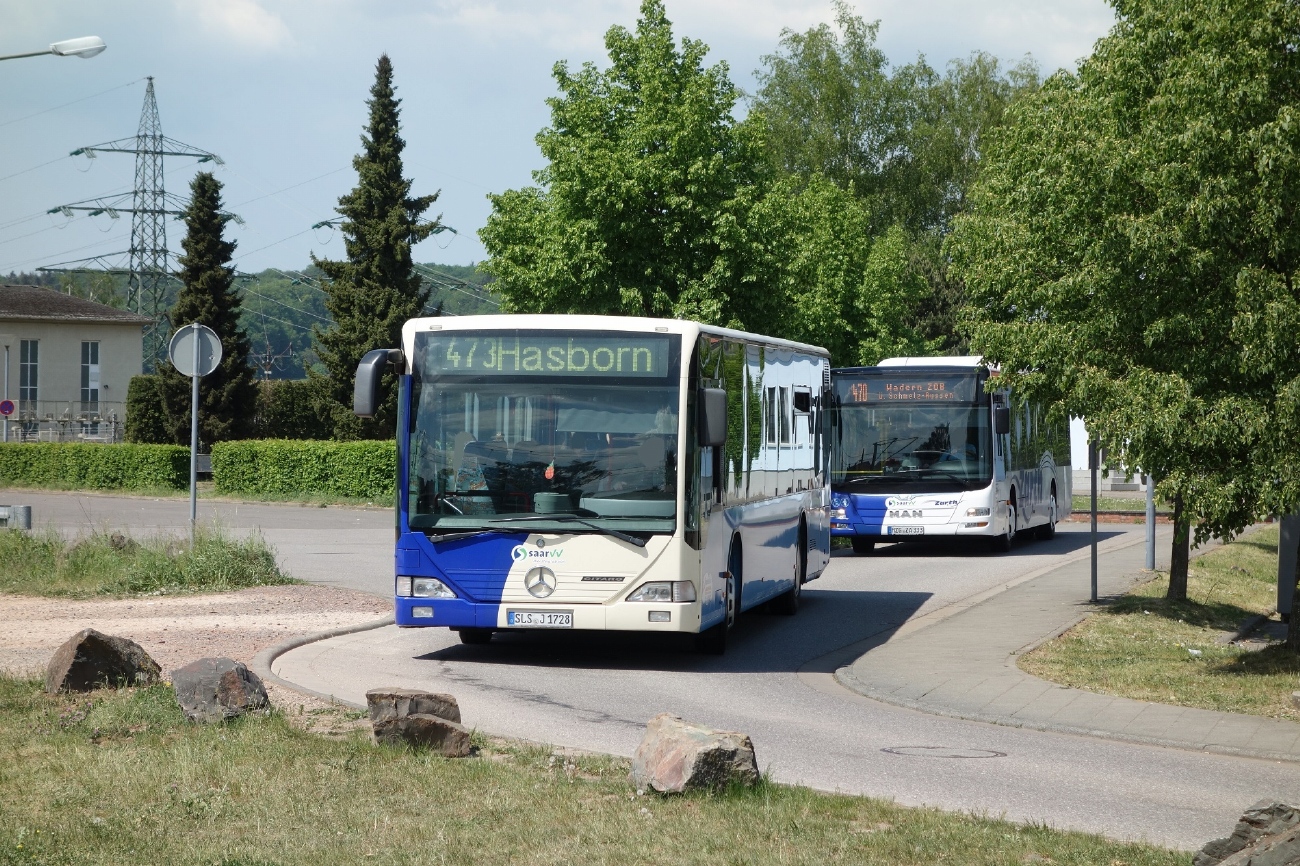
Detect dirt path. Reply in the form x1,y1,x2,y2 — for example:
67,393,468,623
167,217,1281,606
0,584,390,683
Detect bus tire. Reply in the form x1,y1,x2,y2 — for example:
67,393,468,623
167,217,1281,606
773,521,805,616
990,499,1016,553
696,541,741,654
1037,491,1058,540
851,537,875,555
458,628,493,645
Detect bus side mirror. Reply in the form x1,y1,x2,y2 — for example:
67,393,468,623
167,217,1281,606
994,406,1010,435
353,348,403,418
699,388,727,447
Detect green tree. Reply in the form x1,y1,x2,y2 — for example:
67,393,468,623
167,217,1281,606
158,172,258,449
948,0,1300,600
751,2,1037,351
480,0,766,326
313,54,442,440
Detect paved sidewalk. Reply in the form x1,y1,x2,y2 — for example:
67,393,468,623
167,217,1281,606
835,527,1300,763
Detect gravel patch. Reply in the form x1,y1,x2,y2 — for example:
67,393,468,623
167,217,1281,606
0,584,390,680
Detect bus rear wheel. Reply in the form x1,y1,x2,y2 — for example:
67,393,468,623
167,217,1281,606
458,628,493,645
851,537,875,555
1036,492,1058,540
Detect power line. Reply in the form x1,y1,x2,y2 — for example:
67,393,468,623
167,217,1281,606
0,78,146,130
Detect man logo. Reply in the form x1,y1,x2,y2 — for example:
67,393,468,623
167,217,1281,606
525,567,557,598
887,509,924,519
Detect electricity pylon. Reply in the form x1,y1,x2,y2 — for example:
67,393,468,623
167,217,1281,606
41,77,231,367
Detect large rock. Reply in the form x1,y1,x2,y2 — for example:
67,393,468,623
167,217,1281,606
171,657,270,724
1195,801,1300,866
630,713,759,794
366,688,470,756
366,688,461,725
45,628,161,694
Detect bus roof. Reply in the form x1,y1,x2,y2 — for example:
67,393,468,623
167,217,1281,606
833,356,987,374
402,314,830,358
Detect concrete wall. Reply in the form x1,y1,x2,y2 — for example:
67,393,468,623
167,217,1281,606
0,320,144,412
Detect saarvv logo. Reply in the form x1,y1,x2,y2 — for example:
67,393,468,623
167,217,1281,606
511,545,565,564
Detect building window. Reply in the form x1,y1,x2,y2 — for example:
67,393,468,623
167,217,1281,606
81,341,100,412
19,339,37,412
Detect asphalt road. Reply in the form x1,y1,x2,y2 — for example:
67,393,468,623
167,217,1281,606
276,522,1300,851
12,489,1299,850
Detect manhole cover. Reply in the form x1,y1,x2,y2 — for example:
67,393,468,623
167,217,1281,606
881,746,1007,759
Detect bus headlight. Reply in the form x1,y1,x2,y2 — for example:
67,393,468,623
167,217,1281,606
833,508,847,519
396,576,412,597
966,507,991,517
412,577,456,599
628,581,696,603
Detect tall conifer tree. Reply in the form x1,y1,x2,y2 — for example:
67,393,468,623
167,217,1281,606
313,54,442,439
159,172,257,448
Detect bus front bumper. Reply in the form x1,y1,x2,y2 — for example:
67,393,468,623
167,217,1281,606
395,596,703,632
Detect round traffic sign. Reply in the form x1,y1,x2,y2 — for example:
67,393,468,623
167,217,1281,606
0,399,13,417
168,323,222,378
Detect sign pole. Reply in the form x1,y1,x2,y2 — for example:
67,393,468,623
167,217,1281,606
2,344,8,444
1089,439,1098,603
189,324,200,549
1145,473,1156,570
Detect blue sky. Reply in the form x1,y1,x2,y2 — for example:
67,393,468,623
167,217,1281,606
0,0,1114,276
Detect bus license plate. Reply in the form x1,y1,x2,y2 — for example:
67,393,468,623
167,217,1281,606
507,610,573,628
888,526,924,536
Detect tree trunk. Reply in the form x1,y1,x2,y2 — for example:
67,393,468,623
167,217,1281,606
1166,492,1190,601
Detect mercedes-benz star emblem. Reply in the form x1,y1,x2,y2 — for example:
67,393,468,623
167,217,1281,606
525,566,557,598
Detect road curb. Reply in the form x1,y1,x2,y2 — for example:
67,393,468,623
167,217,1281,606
251,615,394,710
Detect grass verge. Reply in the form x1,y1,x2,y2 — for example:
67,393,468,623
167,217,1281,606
1021,526,1300,721
0,480,386,508
1070,495,1161,513
0,676,1184,866
0,527,297,598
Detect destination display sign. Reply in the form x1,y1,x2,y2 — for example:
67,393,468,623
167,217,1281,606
835,374,981,404
415,331,675,379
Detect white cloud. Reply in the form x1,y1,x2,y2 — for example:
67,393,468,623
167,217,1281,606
188,0,294,51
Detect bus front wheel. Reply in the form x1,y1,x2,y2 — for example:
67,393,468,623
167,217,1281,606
990,501,1016,553
458,628,493,645
696,543,741,654
772,521,805,616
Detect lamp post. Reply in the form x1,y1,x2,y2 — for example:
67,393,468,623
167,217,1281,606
0,36,106,62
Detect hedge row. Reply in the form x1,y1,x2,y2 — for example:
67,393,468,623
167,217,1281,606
211,439,396,501
127,376,337,444
0,443,189,491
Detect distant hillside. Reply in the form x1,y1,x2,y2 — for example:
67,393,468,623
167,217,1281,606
5,264,497,380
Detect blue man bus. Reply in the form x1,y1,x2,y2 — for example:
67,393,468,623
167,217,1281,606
829,357,1070,553
354,315,832,653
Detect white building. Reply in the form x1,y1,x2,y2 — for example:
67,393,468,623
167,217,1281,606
0,284,152,443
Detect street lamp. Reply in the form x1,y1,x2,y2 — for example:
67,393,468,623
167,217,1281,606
0,36,106,62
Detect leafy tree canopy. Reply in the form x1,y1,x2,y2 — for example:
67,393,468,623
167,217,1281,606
752,2,1038,352
480,0,932,364
948,0,1300,595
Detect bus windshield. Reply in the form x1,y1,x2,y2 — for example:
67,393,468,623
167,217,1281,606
831,375,993,491
407,330,681,536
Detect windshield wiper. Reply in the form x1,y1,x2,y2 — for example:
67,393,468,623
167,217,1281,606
425,527,522,544
489,515,648,548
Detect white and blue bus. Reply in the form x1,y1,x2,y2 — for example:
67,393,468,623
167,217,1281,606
828,357,1070,553
354,315,832,653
